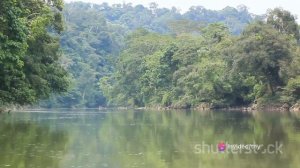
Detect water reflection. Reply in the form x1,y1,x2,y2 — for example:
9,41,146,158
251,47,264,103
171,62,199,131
0,115,68,168
0,110,299,168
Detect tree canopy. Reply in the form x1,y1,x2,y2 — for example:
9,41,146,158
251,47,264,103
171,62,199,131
100,8,300,108
0,0,68,105
40,2,259,108
3,2,298,109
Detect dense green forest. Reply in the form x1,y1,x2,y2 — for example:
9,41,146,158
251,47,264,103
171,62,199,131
1,1,300,109
100,19,300,109
98,5,299,109
0,0,68,107
40,2,263,108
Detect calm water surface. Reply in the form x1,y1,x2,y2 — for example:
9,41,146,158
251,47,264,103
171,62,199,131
0,110,300,168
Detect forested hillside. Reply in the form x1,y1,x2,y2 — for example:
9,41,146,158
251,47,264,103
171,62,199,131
41,2,260,108
99,7,300,109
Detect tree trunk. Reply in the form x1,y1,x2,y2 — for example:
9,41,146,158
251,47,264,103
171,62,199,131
268,81,274,95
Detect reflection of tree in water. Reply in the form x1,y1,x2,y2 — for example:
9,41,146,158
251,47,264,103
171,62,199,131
95,110,300,168
0,111,299,168
0,122,68,168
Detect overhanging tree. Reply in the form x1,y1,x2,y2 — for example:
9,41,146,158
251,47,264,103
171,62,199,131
0,0,68,105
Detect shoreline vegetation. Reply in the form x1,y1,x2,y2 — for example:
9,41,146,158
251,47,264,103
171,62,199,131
139,102,300,112
1,102,300,113
98,8,300,110
0,0,68,108
1,1,300,110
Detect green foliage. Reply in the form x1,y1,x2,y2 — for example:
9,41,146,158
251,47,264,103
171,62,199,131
35,3,300,108
284,76,300,101
184,5,256,34
0,0,68,105
2,1,299,108
65,2,255,34
41,2,261,108
40,3,124,108
267,8,300,41
99,30,174,107
101,8,300,108
101,24,236,108
167,20,203,35
228,22,292,95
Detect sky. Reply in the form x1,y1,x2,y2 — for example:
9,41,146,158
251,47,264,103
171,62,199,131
64,0,300,18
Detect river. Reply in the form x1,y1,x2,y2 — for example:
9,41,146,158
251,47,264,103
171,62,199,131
0,109,299,168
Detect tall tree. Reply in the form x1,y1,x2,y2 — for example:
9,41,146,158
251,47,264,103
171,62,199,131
229,22,292,95
0,0,68,105
267,8,300,41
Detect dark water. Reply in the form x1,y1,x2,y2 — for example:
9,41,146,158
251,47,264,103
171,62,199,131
0,110,300,168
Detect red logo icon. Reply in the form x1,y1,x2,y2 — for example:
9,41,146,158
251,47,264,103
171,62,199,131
218,141,226,152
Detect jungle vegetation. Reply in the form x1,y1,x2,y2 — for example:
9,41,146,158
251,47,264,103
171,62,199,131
1,1,299,109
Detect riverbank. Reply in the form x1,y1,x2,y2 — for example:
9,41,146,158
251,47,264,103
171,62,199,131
0,104,31,113
139,102,300,112
2,102,300,113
